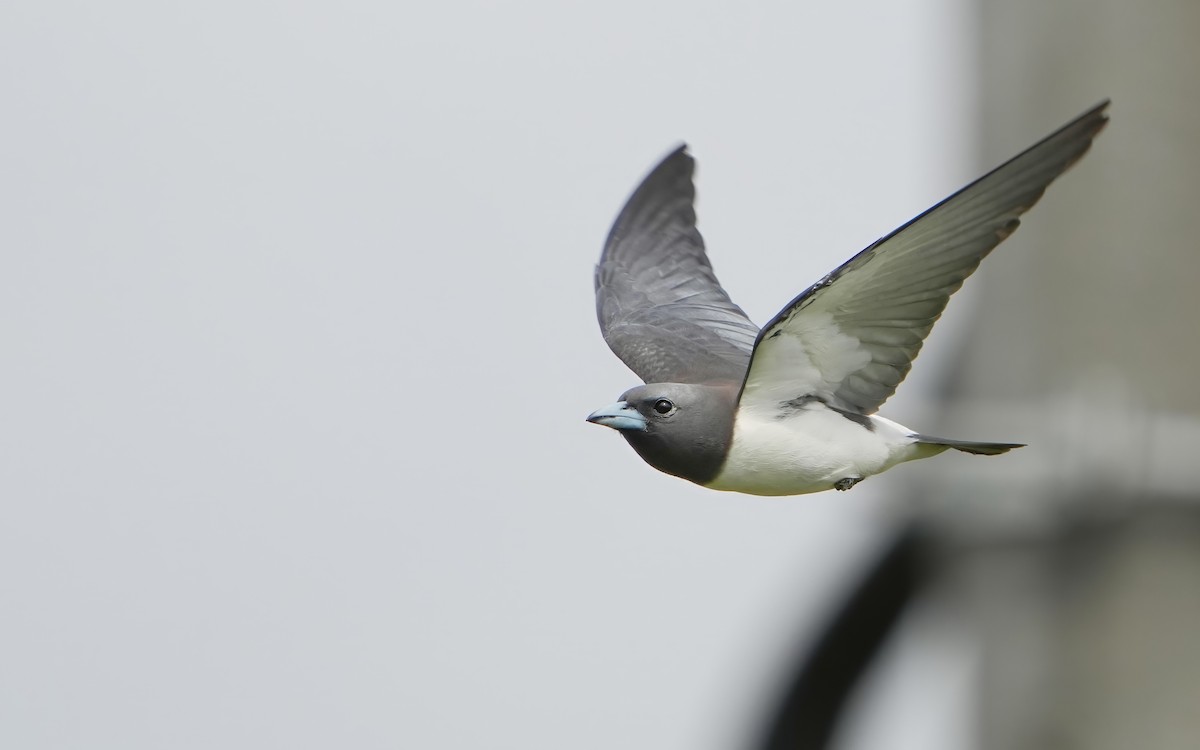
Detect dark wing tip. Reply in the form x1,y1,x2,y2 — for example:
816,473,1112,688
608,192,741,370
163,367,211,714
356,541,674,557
639,143,695,188
647,142,694,183
600,144,700,264
1058,98,1110,156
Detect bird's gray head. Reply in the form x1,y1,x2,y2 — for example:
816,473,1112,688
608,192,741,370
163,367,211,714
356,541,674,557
586,382,739,486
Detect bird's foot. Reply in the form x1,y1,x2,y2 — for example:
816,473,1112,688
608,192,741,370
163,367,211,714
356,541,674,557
833,476,863,492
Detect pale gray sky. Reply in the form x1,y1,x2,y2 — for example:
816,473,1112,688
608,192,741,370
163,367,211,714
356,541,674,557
1,2,988,748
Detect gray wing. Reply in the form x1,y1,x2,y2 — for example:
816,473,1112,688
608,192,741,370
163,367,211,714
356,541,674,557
596,145,760,385
738,101,1109,416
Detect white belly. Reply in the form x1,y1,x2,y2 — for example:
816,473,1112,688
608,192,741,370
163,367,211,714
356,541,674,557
706,406,920,496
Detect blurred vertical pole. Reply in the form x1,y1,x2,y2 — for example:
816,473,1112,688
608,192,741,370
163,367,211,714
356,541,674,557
931,0,1200,501
920,2,1200,749
750,7,1200,749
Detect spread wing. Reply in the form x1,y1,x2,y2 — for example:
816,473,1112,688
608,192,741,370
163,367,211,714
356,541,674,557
738,101,1109,416
595,145,760,385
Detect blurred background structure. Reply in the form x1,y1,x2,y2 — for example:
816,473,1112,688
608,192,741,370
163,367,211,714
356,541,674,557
757,2,1200,748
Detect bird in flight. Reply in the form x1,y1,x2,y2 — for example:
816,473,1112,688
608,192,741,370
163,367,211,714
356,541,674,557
587,101,1108,496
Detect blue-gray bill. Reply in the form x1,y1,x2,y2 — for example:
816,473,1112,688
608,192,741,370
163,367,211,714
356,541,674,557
586,402,648,432
587,101,1109,496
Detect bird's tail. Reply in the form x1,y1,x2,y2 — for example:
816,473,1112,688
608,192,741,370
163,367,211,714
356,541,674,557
911,434,1025,456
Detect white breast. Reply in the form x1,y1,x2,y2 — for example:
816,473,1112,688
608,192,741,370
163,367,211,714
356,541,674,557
706,403,920,496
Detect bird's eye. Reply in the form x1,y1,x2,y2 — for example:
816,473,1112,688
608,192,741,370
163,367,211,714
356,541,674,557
653,399,674,415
